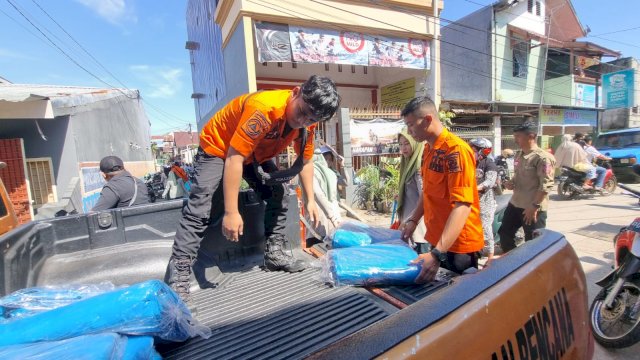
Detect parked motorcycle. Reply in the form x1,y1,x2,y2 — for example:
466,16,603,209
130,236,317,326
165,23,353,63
590,167,640,348
556,161,617,200
144,172,165,203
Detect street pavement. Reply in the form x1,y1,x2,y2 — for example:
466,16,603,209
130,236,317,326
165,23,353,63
353,185,640,358
546,183,640,359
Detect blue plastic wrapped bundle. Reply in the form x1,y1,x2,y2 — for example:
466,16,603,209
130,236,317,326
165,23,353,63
122,336,161,360
330,221,406,248
322,244,421,286
0,283,116,322
0,280,211,346
0,333,126,360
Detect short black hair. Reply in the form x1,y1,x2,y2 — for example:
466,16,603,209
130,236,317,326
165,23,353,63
574,132,585,141
401,96,436,117
513,121,538,135
301,75,341,122
584,135,593,143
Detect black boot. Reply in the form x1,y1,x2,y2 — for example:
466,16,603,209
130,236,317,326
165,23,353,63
165,256,196,311
264,234,307,272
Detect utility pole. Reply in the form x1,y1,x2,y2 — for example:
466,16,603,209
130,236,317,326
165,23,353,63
537,14,552,136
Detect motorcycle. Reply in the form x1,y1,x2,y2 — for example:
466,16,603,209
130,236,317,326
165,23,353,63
144,172,165,203
589,167,640,348
556,161,617,200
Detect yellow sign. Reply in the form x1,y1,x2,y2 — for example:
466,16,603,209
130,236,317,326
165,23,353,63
381,78,416,107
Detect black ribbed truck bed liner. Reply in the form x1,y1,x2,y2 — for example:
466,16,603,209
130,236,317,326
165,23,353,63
158,268,397,359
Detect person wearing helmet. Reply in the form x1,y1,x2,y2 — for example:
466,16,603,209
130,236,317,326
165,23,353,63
469,138,498,260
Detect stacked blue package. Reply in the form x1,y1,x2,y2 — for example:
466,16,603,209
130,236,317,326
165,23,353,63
0,283,114,322
331,221,405,248
0,280,210,346
327,244,421,286
123,336,162,360
0,333,126,360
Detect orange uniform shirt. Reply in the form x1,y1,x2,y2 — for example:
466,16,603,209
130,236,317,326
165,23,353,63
421,128,484,254
199,90,315,164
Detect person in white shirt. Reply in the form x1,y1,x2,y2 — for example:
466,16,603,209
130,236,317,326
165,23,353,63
582,136,611,190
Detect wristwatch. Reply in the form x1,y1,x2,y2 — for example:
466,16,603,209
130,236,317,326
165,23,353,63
430,248,447,263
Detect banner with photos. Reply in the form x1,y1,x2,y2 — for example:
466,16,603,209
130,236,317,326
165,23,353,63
254,22,430,70
368,35,430,70
288,25,368,65
350,119,406,154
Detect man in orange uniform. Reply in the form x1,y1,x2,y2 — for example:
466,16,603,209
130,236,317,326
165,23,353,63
400,97,484,283
166,75,340,304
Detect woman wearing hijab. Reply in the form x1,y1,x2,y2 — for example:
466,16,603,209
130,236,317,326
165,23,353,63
396,128,428,253
305,150,343,239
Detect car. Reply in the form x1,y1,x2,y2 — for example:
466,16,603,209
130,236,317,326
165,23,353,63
595,128,640,182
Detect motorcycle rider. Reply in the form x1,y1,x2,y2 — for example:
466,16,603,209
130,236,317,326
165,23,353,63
554,134,596,190
469,138,498,260
583,136,612,191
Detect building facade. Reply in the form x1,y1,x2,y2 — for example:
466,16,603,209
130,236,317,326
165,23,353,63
441,0,618,153
185,0,443,139
0,84,154,217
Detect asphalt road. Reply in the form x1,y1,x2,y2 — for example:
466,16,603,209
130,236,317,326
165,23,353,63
546,183,640,359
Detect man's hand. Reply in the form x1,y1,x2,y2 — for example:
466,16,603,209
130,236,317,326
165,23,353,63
523,206,538,225
222,211,244,242
401,220,417,241
504,179,514,190
306,200,320,228
411,252,440,284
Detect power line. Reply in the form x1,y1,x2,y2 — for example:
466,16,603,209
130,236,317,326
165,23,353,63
589,25,640,37
6,0,192,130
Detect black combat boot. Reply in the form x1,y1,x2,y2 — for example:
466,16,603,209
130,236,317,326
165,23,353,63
264,234,307,272
165,256,197,314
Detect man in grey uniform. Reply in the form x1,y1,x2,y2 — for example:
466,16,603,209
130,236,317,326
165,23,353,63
498,122,556,253
92,156,150,211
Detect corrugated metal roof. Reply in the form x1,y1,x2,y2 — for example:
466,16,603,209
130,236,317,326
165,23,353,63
0,83,140,119
0,83,138,106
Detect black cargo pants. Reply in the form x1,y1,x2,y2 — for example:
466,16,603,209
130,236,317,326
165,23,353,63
171,147,289,259
497,203,547,253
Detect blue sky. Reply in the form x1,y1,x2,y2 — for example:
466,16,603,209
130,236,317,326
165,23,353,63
1,0,638,135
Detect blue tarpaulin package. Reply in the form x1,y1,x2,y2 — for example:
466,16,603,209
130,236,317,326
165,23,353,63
330,221,406,248
0,283,116,322
0,280,211,346
0,333,126,360
122,336,162,360
320,244,421,286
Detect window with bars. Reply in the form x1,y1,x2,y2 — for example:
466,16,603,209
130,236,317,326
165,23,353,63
528,0,534,13
26,158,56,207
536,1,542,16
512,39,530,78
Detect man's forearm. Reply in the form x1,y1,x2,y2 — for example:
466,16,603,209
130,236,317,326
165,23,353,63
532,191,547,206
223,154,244,214
435,203,471,252
299,160,315,203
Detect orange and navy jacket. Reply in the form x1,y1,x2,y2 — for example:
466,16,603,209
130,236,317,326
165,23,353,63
199,90,315,164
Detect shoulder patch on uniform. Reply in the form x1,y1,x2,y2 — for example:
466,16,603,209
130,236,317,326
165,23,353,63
445,151,462,173
242,110,270,139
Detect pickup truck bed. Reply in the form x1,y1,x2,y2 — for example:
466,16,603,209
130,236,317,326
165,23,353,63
0,190,592,359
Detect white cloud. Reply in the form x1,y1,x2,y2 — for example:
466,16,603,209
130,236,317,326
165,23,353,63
130,65,184,98
75,0,137,25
